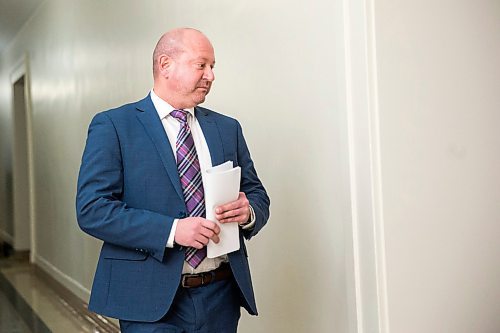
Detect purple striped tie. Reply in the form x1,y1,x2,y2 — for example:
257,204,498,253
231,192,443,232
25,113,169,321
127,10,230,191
170,110,206,268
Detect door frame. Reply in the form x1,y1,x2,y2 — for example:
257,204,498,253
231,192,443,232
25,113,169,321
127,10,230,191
10,53,36,262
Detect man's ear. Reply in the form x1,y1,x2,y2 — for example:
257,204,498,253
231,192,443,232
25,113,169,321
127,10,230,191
158,54,173,78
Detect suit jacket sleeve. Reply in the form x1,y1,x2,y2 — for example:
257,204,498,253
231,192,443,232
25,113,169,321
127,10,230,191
76,112,171,262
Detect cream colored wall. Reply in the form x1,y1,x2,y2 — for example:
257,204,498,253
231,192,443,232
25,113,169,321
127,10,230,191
375,0,500,332
3,0,499,332
0,0,357,331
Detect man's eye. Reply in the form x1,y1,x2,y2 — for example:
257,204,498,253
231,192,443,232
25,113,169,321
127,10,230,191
196,64,205,69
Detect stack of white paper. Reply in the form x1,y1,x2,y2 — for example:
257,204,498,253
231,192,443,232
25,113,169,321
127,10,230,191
204,161,241,258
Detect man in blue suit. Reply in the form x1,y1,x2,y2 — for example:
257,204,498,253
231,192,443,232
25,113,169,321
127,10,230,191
76,28,270,332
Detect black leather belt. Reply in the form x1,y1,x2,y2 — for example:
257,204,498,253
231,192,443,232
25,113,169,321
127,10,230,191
181,263,232,288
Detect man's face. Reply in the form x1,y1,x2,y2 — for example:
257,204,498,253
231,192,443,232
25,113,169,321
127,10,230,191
167,35,216,109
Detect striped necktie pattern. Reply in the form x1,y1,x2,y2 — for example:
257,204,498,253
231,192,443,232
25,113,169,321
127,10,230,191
170,109,206,268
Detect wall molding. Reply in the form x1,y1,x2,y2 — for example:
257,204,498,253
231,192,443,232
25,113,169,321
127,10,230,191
33,262,119,332
0,229,14,243
9,53,37,261
34,254,91,302
343,0,390,332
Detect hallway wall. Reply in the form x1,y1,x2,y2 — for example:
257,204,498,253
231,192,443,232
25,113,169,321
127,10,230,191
0,0,356,331
2,0,498,332
375,0,500,332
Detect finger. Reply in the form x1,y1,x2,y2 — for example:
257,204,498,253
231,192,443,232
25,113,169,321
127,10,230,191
211,234,220,244
190,239,205,249
199,226,217,239
217,210,240,222
220,214,248,224
215,193,248,214
215,201,240,215
216,205,244,219
217,207,248,221
194,234,210,246
201,220,220,234
215,209,236,221
219,216,239,224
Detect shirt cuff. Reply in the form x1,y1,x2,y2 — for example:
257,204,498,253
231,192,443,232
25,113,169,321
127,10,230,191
166,219,178,248
241,205,256,230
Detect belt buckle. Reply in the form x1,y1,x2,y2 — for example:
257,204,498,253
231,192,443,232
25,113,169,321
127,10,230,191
181,273,204,288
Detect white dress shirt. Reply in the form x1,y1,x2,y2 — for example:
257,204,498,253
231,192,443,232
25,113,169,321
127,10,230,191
150,89,255,274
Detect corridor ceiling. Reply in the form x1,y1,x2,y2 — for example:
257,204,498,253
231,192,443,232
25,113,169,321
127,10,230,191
0,0,45,55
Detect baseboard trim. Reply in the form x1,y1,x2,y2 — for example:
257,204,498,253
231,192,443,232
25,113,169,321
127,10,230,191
34,254,90,301
0,229,13,244
33,255,118,332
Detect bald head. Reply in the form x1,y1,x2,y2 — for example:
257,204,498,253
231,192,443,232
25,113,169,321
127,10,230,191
152,28,208,78
152,27,216,109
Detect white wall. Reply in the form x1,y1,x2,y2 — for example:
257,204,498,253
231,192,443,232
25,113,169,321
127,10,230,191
0,0,359,332
375,0,500,332
3,0,497,332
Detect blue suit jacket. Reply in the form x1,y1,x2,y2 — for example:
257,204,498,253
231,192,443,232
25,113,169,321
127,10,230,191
76,94,270,322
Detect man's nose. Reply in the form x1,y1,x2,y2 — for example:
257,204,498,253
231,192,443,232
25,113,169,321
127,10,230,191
203,67,215,81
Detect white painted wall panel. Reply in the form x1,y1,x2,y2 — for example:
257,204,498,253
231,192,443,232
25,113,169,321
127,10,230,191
375,1,500,332
0,1,355,332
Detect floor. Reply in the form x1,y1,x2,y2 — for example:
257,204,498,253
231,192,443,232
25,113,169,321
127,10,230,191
0,287,33,333
0,256,119,333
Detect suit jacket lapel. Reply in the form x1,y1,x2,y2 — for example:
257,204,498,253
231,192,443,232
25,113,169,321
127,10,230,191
135,95,184,200
195,107,225,167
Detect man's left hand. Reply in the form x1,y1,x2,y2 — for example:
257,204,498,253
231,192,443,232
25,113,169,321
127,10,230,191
215,192,250,225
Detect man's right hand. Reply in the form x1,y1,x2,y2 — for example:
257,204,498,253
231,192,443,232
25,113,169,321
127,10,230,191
174,217,220,249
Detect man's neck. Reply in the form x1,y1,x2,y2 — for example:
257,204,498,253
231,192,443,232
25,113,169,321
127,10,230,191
152,87,191,110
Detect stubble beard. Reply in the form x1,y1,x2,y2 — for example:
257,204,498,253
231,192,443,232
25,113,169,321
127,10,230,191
193,85,211,105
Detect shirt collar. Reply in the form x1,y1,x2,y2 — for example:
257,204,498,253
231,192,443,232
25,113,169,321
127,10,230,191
150,89,195,120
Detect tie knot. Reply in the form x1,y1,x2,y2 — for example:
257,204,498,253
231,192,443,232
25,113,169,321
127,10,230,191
170,109,188,124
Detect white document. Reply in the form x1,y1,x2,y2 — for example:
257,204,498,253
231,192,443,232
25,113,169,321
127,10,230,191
204,161,241,258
